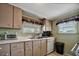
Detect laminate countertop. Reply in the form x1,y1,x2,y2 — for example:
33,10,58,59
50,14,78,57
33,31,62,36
0,37,55,44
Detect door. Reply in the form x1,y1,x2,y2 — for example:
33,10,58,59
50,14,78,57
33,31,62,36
40,39,47,56
25,41,32,56
11,42,24,56
13,6,22,28
0,44,10,56
0,4,13,28
33,40,41,56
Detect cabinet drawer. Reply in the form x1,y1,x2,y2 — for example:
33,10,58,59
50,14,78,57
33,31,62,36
11,42,24,56
0,44,10,56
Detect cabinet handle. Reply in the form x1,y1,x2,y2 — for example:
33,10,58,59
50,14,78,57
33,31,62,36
0,47,2,50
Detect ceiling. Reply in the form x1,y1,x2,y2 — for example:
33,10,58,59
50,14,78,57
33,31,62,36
10,3,79,19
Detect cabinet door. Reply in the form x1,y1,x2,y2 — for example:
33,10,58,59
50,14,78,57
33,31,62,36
0,44,10,56
43,20,51,31
46,20,51,31
33,40,41,56
25,41,32,56
0,4,13,28
13,6,22,28
40,39,47,56
11,42,24,56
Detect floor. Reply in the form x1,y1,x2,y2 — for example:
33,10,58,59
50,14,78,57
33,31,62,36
47,51,63,56
47,51,71,56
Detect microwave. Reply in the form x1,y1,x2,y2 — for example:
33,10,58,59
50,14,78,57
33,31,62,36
42,31,52,37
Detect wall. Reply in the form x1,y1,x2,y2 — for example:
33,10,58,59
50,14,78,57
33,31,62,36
51,18,79,55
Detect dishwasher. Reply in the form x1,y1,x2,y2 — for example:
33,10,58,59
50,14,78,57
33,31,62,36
47,37,55,54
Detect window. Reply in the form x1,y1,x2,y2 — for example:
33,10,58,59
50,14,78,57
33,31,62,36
58,21,77,33
22,22,41,33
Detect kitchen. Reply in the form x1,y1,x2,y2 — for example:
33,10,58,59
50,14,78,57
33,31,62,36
0,3,79,56
0,3,55,56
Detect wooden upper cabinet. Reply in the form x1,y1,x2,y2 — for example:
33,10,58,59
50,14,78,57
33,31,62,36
0,4,22,28
13,6,22,28
0,4,13,28
45,20,51,31
43,20,52,31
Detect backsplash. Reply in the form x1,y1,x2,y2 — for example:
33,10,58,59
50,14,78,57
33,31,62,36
0,28,34,38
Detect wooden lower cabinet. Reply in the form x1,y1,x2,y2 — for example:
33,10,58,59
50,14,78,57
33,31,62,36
11,42,24,56
25,41,32,56
0,44,10,56
40,39,47,56
33,40,41,56
0,39,48,56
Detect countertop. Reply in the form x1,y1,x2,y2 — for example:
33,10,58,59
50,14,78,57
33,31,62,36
0,37,55,44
